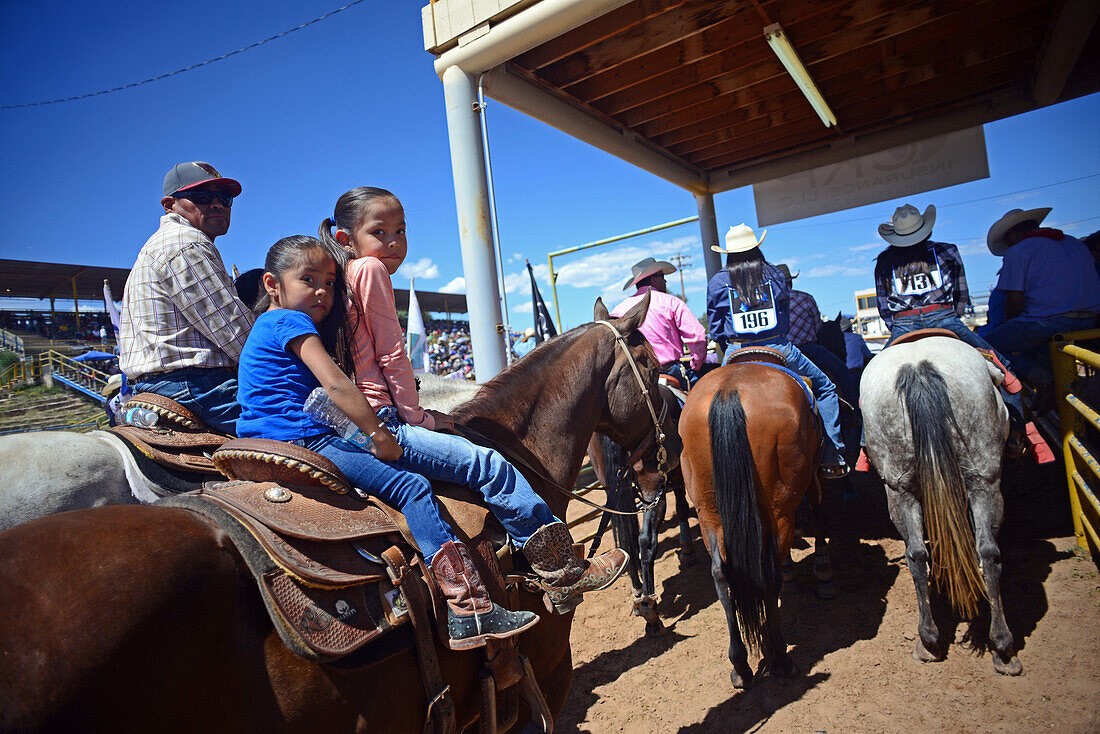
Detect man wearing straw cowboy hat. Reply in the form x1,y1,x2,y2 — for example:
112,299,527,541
982,206,1100,387
706,224,848,476
611,256,708,387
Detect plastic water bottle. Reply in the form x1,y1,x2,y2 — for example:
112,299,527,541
303,387,375,452
115,402,159,428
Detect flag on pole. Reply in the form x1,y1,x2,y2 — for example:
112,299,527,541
102,279,122,338
406,278,429,374
527,260,557,343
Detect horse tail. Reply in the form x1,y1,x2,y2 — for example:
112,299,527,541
597,434,641,564
709,387,772,651
895,361,986,618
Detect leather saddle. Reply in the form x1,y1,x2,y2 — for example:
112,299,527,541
726,345,788,367
167,436,551,734
889,327,959,347
109,393,230,477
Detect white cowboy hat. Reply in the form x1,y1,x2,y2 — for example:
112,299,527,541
623,257,676,290
878,204,936,246
101,373,123,398
986,207,1052,256
517,327,536,343
712,224,766,254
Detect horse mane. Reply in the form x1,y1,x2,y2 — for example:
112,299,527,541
453,324,591,421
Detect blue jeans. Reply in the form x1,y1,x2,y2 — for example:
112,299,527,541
799,342,856,404
982,314,1097,385
382,411,559,548
889,310,1024,421
132,367,240,434
724,340,845,464
303,433,458,561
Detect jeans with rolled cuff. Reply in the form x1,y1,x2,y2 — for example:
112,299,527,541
132,367,240,435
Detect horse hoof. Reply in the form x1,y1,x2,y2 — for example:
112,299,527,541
815,581,838,600
730,669,753,689
994,654,1023,676
678,548,697,568
760,656,798,679
913,639,941,663
644,619,665,637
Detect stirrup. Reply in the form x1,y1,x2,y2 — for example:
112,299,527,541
821,463,850,479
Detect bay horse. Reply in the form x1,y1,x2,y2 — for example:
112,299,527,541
0,297,665,732
860,334,1022,675
0,373,483,532
678,352,833,689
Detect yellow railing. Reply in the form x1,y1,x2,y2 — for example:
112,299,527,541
0,360,23,388
45,350,112,397
1051,328,1100,558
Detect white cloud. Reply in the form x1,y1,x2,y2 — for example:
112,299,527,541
848,241,883,252
803,263,872,278
396,257,439,280
512,300,533,314
438,277,466,294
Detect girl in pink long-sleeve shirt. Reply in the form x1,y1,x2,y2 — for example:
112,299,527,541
319,186,628,614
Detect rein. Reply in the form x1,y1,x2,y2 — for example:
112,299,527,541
452,321,668,517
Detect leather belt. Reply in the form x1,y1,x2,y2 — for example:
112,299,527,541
895,304,951,318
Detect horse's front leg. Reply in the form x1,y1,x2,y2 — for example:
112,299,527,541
886,485,942,663
970,484,1023,676
671,481,696,567
636,497,664,636
704,529,753,688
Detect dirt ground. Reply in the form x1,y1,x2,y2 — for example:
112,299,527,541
557,459,1100,733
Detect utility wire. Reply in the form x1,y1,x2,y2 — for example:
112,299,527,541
775,172,1100,229
1,1,366,110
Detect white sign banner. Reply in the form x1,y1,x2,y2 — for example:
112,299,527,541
753,127,989,226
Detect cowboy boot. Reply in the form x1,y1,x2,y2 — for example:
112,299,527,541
522,522,628,614
430,540,539,651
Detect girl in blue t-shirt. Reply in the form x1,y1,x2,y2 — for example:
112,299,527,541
236,235,537,650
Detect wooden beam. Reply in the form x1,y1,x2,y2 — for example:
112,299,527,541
664,22,1045,156
704,88,1034,193
601,0,1044,125
642,22,1039,149
513,0,694,70
1032,0,1100,105
534,0,744,88
692,53,1033,170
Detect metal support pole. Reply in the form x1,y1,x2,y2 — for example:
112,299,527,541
694,192,722,279
72,277,80,330
442,65,506,380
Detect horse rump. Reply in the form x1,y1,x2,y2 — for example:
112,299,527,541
709,387,774,651
895,360,986,618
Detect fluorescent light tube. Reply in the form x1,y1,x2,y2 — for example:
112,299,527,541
764,23,837,128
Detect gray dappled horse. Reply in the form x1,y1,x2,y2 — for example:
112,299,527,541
0,374,480,532
861,335,1022,675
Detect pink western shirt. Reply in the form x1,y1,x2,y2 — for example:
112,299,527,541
346,257,435,430
611,286,707,370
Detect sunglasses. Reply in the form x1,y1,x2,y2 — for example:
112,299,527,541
175,190,234,208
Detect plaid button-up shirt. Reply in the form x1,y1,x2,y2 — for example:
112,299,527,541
120,213,254,379
787,289,821,345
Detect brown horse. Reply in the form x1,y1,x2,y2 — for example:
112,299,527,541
0,297,664,733
678,356,833,689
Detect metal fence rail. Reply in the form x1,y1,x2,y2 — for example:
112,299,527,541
1051,328,1100,558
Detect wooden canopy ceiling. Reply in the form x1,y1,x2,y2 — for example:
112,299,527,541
427,0,1100,193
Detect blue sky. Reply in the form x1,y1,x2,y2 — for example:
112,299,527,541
2,2,1098,332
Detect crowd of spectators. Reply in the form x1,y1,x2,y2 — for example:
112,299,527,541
420,319,476,380
0,310,111,343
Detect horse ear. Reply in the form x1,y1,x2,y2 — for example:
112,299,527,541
594,297,610,321
616,291,650,332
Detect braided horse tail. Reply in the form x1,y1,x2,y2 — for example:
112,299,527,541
896,360,986,618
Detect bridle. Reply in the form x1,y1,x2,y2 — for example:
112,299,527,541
593,320,669,513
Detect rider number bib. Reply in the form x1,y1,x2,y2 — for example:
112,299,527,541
893,247,945,296
727,284,778,335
